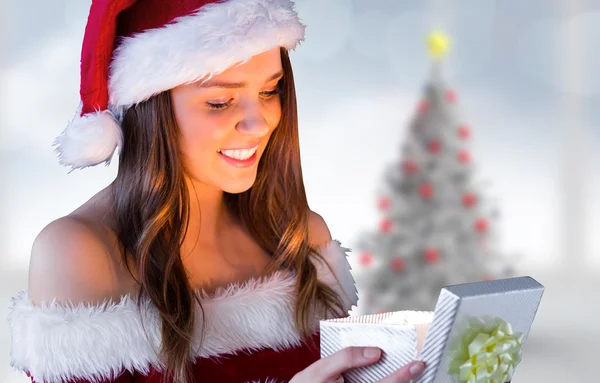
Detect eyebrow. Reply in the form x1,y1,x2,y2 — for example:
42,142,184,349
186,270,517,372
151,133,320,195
198,71,284,89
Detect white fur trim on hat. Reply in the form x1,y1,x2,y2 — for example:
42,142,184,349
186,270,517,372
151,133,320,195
108,0,306,109
8,240,357,383
52,103,123,171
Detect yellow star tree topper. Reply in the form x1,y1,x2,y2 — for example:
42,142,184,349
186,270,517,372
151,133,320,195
427,30,451,59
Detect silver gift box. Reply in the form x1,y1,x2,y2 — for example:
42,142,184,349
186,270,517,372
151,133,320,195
320,276,545,383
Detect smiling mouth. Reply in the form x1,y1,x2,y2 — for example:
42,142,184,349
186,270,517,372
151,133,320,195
218,144,259,160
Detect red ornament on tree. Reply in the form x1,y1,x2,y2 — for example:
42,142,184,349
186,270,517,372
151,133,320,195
419,183,434,199
390,257,405,272
462,192,477,208
358,252,373,266
428,139,442,154
458,124,471,140
445,89,457,103
380,219,393,233
402,160,418,175
457,149,471,164
417,100,429,113
475,218,489,233
424,248,440,264
378,197,391,210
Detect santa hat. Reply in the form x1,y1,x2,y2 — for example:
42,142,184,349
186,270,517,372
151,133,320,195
53,0,306,170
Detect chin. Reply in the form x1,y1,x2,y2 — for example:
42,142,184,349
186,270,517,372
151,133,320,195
220,175,258,194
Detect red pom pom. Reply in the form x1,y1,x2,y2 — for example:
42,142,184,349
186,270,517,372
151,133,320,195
424,248,440,264
458,125,471,140
445,90,457,103
378,197,391,210
402,160,418,175
390,257,405,272
428,139,443,154
419,183,434,199
457,150,471,164
417,100,429,113
462,193,477,207
475,218,489,233
380,219,393,233
359,252,373,266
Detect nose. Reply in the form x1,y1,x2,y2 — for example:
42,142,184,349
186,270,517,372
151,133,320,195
235,102,270,136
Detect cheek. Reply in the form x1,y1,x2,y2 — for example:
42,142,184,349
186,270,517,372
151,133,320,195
266,100,283,128
178,113,232,159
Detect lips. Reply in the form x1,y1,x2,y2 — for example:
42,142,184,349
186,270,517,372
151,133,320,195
218,149,258,168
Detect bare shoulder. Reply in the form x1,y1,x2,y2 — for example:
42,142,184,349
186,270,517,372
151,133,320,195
308,210,332,247
28,215,131,306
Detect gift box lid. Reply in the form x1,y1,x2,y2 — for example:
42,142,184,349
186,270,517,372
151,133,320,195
416,276,545,383
442,276,544,299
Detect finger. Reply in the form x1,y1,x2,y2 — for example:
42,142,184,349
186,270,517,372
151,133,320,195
305,347,382,380
376,361,426,383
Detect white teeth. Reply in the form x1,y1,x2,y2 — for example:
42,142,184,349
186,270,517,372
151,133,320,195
219,145,258,160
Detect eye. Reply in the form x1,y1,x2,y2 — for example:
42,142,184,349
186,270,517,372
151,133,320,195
206,99,233,111
260,89,280,99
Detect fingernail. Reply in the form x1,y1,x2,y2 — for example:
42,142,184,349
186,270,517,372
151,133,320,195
409,361,425,376
363,347,381,359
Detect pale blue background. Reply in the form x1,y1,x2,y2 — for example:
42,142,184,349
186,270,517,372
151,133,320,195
1,0,599,382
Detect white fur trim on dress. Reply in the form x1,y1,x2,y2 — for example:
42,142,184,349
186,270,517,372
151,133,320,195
8,240,358,383
108,0,305,109
52,103,123,171
312,241,359,314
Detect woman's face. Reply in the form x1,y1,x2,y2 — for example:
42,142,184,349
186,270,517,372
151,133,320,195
171,47,283,194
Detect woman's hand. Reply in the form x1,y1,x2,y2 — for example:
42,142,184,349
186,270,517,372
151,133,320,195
290,346,426,383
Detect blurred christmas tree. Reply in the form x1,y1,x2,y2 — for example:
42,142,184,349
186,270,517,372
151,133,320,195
353,31,516,315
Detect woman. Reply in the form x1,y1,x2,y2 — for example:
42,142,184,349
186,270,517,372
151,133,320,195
8,1,426,382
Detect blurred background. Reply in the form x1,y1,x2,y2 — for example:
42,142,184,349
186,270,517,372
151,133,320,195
1,0,599,382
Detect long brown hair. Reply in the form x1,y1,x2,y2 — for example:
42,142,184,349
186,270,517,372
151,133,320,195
110,48,347,383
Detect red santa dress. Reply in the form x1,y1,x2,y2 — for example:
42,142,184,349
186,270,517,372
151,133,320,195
8,239,359,383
